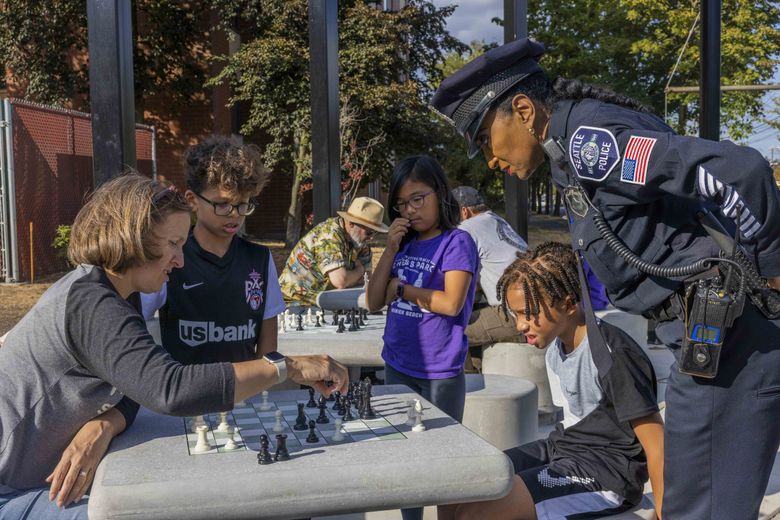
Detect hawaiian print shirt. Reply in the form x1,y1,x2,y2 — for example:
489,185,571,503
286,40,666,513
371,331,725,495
279,217,371,306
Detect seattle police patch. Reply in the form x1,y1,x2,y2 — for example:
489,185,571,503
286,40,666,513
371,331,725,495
568,126,620,182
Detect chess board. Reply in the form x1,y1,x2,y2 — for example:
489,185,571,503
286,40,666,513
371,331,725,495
184,393,406,456
279,310,386,336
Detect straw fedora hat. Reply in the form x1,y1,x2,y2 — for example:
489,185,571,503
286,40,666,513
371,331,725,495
337,197,389,233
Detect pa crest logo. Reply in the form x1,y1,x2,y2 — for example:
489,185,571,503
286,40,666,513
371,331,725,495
245,269,265,311
568,126,619,182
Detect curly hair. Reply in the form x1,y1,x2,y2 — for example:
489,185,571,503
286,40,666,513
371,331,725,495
496,241,581,321
184,135,270,197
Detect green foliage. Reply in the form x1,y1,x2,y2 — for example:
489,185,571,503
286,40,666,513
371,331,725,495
526,0,780,140
208,0,466,187
0,1,208,107
51,225,71,257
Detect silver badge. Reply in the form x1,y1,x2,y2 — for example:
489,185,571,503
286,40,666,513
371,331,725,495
565,187,589,218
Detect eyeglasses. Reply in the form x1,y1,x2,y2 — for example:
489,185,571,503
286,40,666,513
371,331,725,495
393,191,434,212
354,223,376,238
194,191,257,216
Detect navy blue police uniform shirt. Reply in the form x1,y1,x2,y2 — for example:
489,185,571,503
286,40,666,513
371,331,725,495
143,233,285,364
548,98,780,315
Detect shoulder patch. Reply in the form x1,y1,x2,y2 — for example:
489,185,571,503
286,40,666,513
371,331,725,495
568,126,620,182
620,135,657,186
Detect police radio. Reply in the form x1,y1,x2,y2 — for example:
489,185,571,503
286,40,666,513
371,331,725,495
679,276,744,378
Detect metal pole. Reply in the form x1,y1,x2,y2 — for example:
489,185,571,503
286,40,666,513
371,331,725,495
3,99,18,282
87,0,137,187
309,0,341,224
0,99,9,282
700,0,721,141
503,0,529,241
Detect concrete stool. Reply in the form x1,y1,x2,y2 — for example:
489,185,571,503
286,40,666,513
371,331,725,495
481,342,558,421
462,373,538,451
596,306,649,355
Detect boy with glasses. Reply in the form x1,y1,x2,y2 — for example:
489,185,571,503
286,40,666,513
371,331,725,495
142,135,285,364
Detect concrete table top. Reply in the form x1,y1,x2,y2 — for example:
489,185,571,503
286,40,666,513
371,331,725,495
88,385,513,520
278,312,386,367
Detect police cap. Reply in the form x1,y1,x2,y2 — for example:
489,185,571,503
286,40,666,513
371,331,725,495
430,38,545,158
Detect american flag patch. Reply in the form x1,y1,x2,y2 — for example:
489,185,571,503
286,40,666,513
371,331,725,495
620,136,657,185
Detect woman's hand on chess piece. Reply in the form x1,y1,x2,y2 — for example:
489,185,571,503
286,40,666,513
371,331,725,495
287,355,349,395
46,407,126,507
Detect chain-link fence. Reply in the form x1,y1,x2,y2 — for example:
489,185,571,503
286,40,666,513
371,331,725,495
0,99,155,282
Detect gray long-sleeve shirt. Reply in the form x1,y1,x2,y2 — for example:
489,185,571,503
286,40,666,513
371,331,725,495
0,265,235,492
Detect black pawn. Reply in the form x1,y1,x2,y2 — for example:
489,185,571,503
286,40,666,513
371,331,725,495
306,387,317,408
306,420,319,443
315,314,322,327
296,314,304,331
257,434,273,465
317,398,329,424
345,311,352,324
274,434,290,461
343,398,355,421
336,318,346,333
331,391,342,410
337,395,347,416
331,311,340,326
348,315,358,332
294,403,308,430
358,312,366,327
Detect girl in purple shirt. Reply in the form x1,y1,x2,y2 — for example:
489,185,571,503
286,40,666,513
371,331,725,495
367,155,479,419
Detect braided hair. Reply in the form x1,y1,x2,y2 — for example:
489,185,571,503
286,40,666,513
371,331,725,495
496,241,581,321
496,74,652,116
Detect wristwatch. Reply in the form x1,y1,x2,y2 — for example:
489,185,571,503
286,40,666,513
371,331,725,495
396,281,406,300
262,351,288,383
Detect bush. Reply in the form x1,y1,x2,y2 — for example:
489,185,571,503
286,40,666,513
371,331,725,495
52,225,71,257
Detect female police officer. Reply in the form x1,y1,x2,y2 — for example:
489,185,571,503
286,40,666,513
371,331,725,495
430,38,780,519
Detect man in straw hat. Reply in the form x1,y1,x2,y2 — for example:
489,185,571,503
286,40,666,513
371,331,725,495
280,197,388,307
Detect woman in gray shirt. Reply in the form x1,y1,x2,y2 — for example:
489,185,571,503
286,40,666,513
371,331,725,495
0,174,347,520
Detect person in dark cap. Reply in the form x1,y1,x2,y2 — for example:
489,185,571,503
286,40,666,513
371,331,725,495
451,186,527,362
431,37,780,520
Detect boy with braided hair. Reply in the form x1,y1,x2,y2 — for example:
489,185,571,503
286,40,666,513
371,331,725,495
441,242,664,520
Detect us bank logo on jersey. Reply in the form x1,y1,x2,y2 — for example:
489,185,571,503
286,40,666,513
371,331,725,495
245,269,265,311
179,319,257,347
568,126,619,182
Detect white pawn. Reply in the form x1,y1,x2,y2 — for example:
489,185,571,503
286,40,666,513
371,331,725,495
278,314,286,334
193,425,211,453
191,414,207,432
412,399,426,432
272,409,284,433
259,390,272,411
306,308,313,326
405,399,416,426
332,418,345,441
217,411,230,432
223,426,238,451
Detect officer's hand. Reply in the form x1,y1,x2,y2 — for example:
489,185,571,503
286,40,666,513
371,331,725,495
386,218,411,254
287,355,349,395
769,276,780,292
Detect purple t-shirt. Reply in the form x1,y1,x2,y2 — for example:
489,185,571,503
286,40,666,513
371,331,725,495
382,229,479,379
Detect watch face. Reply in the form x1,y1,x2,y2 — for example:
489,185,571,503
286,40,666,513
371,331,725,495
264,351,285,363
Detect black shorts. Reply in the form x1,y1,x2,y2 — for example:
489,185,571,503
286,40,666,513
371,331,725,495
505,440,633,519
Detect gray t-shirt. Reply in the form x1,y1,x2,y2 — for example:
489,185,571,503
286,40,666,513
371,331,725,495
458,211,527,305
545,335,602,428
0,265,235,493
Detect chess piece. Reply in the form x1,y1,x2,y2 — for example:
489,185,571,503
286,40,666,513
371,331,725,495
412,399,427,432
331,311,339,326
294,403,308,430
306,308,313,326
352,309,361,329
223,426,238,450
331,391,341,410
278,314,286,334
360,395,376,420
336,318,345,333
332,418,345,441
274,434,290,461
217,411,230,432
405,399,416,426
273,409,284,433
259,390,272,411
345,310,352,324
316,398,329,424
306,387,317,408
193,425,211,453
257,434,273,464
315,311,322,327
191,414,207,432
343,398,355,421
296,314,304,331
283,309,291,328
306,420,319,443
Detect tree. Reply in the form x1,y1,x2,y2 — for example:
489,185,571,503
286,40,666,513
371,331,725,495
0,1,208,110
525,0,780,140
208,0,465,245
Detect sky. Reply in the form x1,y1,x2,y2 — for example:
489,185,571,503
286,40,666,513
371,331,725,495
430,0,780,161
